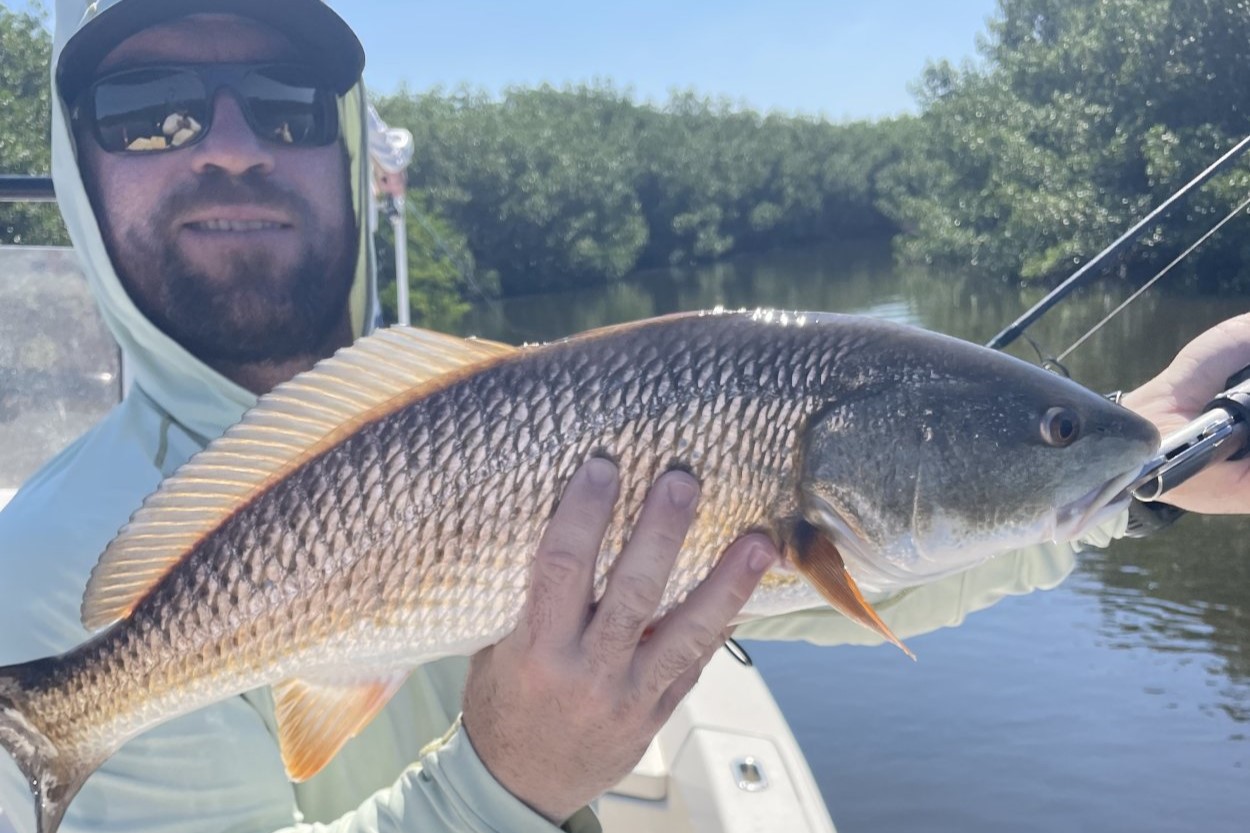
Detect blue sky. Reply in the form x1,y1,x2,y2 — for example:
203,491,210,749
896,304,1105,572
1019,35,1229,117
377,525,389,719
20,0,1001,120
335,0,1000,120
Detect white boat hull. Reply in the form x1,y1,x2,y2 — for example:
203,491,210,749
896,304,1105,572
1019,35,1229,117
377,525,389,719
601,649,837,833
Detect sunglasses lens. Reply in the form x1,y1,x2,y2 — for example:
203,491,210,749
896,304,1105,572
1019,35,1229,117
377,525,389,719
84,65,337,152
91,69,208,152
242,66,336,146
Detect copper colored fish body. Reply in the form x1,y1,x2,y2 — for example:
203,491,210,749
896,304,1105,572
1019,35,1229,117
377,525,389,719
0,310,1159,832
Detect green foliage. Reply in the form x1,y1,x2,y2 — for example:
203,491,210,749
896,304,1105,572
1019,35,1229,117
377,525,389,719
375,84,901,295
0,3,66,245
883,0,1250,289
378,84,651,296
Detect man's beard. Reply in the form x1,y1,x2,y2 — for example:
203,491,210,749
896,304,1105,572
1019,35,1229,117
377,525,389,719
111,173,356,365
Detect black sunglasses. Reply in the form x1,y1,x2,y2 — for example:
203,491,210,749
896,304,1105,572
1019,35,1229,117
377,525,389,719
72,63,340,154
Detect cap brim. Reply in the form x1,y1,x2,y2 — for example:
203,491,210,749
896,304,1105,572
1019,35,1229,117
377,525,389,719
58,0,365,101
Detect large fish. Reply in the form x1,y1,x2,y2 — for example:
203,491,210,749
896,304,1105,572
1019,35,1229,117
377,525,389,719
0,309,1158,833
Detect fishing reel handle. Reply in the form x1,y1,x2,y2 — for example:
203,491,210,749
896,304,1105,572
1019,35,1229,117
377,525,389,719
1130,365,1250,503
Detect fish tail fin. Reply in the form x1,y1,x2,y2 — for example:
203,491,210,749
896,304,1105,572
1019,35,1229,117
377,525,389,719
0,658,91,833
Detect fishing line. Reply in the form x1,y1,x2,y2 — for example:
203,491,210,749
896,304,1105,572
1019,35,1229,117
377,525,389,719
1020,333,1071,378
399,198,497,305
1055,190,1250,364
392,197,560,342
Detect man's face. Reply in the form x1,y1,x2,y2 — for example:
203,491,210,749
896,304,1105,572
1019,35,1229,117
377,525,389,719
78,15,356,365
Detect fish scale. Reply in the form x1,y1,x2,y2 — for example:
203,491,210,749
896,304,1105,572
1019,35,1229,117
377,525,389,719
0,310,1160,833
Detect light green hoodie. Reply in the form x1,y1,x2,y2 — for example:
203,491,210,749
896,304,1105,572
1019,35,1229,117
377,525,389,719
0,1,599,831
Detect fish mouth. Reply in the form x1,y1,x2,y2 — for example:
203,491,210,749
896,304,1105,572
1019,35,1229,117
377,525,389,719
1053,465,1143,541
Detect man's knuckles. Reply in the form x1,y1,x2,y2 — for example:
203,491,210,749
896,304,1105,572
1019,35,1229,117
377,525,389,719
592,601,655,650
609,571,667,610
532,547,591,588
648,643,703,689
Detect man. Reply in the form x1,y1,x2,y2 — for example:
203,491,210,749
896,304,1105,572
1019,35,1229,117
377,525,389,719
0,2,776,831
1,1,1248,832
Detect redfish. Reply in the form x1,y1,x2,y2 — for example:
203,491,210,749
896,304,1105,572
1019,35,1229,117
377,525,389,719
0,310,1158,832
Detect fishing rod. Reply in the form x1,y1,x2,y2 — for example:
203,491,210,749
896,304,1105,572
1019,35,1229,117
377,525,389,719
985,131,1250,351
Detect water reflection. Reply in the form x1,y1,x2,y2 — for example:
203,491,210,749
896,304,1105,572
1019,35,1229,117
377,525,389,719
455,238,922,342
1084,517,1250,723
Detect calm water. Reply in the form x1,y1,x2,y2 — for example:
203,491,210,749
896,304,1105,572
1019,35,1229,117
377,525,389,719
457,241,1250,833
3,242,1248,832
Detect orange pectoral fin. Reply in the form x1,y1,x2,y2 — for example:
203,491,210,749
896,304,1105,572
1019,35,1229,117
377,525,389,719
789,522,915,660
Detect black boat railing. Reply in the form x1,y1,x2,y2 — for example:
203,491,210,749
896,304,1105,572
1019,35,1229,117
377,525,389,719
0,175,55,203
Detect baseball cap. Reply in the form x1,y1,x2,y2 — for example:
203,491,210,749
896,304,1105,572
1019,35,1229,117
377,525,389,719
57,0,365,101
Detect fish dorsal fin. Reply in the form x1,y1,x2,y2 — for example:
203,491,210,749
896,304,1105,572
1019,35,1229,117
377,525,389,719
81,327,517,630
788,521,915,660
273,670,412,781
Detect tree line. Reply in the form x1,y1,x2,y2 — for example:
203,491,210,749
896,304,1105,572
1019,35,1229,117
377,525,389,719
373,84,904,302
5,0,1250,327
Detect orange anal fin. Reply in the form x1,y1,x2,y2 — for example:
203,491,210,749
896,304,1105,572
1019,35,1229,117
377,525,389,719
273,670,411,781
790,523,915,660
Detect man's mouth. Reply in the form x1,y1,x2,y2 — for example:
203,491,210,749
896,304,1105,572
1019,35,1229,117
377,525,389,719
185,219,292,232
179,204,296,234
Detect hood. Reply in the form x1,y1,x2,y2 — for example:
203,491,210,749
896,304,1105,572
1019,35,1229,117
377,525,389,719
50,0,377,441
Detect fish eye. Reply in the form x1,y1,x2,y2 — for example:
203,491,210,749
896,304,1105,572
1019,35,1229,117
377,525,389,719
1040,406,1081,447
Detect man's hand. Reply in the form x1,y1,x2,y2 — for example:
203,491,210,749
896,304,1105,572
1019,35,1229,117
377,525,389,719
461,458,778,823
1123,312,1250,514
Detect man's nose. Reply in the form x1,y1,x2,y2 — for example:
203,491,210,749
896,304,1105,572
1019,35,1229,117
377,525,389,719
188,90,276,177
